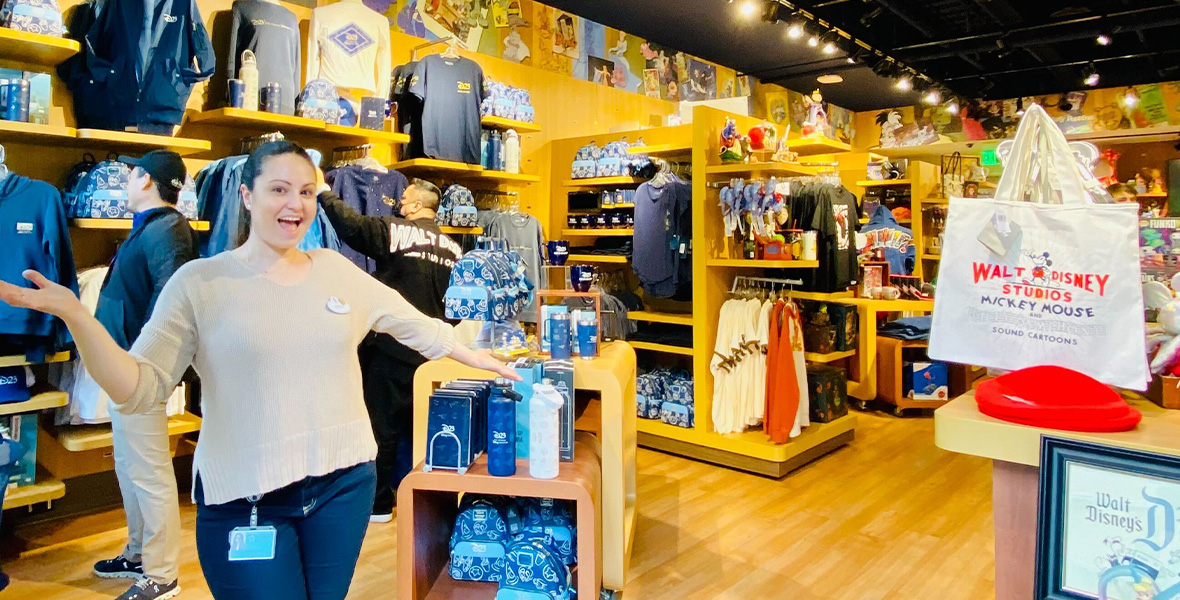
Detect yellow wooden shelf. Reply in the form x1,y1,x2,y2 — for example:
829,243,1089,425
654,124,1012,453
0,351,70,368
787,290,854,301
0,391,67,416
922,254,942,260
837,297,935,312
567,254,628,263
921,197,949,205
322,124,410,144
780,136,852,155
628,143,691,158
72,219,210,232
74,129,211,156
0,120,76,144
478,170,541,183
563,176,646,187
481,116,541,133
562,228,633,237
627,340,693,356
612,203,636,209
706,258,819,268
1140,191,1168,199
390,158,484,173
0,28,79,69
4,478,64,510
873,127,1180,162
804,349,857,363
705,162,817,178
187,107,325,132
857,179,913,187
50,413,202,452
638,413,858,464
439,226,483,235
860,217,910,224
628,310,693,326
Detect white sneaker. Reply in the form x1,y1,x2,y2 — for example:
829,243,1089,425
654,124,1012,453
369,512,393,523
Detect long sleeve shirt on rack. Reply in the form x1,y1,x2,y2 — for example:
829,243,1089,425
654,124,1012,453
324,165,408,271
485,211,545,319
120,249,456,505
306,1,391,98
228,0,301,115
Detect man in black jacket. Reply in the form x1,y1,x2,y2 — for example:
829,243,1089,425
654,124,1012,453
91,151,197,600
318,178,462,522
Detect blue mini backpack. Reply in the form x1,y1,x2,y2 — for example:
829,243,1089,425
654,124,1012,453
570,143,599,179
595,140,630,178
438,184,477,227
449,499,511,583
2,0,63,36
521,498,576,566
636,373,664,420
445,238,532,321
296,79,344,124
73,159,131,219
659,372,695,429
495,533,575,600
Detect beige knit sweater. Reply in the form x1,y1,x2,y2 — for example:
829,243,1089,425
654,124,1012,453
121,249,455,505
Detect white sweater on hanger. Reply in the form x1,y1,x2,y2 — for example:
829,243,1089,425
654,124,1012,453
306,1,392,98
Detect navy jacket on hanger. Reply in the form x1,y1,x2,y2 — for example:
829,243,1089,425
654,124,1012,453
82,0,215,131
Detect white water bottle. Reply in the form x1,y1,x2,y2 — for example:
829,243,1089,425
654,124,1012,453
504,129,521,174
529,379,564,479
240,50,259,111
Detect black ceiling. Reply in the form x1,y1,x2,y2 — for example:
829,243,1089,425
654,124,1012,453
544,0,1180,111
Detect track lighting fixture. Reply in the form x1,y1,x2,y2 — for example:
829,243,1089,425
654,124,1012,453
896,75,912,91
1096,34,1111,46
1083,64,1100,87
807,34,819,47
761,0,782,23
786,12,805,39
923,89,941,105
946,100,960,115
821,32,838,55
740,0,757,17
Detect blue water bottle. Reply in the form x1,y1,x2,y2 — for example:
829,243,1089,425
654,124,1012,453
480,130,490,169
490,131,502,172
487,378,521,477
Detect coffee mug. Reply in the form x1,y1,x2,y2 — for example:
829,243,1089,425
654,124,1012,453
570,265,596,292
880,286,901,301
969,165,990,181
547,241,570,266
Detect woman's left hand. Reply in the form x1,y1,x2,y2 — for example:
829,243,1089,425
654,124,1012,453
450,345,523,382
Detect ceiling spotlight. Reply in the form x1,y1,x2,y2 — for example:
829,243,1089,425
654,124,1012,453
740,0,757,17
846,56,856,64
807,35,819,47
817,74,844,84
787,21,805,38
947,100,960,115
822,39,838,55
1096,34,1112,46
896,75,912,91
923,90,941,105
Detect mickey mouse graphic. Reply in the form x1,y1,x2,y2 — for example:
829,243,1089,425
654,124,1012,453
1025,251,1053,287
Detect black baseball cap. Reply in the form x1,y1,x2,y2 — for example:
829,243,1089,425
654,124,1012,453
119,150,186,192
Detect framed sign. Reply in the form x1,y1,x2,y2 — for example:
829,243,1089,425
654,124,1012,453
1037,437,1180,600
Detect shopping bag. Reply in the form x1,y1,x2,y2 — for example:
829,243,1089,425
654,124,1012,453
928,104,1148,390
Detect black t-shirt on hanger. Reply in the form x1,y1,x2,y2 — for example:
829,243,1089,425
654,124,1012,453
408,54,485,165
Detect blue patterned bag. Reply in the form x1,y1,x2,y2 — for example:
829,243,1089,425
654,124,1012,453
636,374,663,420
74,159,131,219
176,175,198,220
595,140,630,178
521,498,576,566
659,374,695,428
449,500,511,583
2,0,63,37
571,143,599,179
445,239,532,321
494,534,574,600
296,79,344,124
440,184,477,227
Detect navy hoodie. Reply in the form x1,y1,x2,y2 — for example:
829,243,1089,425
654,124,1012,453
860,205,916,276
82,0,215,129
0,176,79,350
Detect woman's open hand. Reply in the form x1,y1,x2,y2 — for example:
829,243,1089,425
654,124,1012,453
0,270,83,322
449,345,523,382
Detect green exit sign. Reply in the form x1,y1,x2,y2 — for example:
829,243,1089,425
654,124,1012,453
980,149,999,166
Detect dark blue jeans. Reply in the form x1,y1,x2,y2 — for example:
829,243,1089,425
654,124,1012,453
194,462,376,600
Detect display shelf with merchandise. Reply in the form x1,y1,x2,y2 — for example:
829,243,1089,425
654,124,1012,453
921,197,949,205
73,129,211,156
568,254,629,264
786,290,854,301
187,107,325,133
0,390,67,417
836,297,936,402
706,258,819,268
71,219,211,231
628,311,693,326
0,352,70,368
438,226,483,235
563,176,646,187
627,143,691,160
0,121,76,144
477,170,540,183
562,229,633,237
804,350,857,364
0,28,79,69
480,115,541,133
857,179,913,187
322,124,411,144
779,136,853,155
628,340,693,356
873,125,1180,162
48,413,202,452
390,158,484,173
704,162,817,178
4,476,65,510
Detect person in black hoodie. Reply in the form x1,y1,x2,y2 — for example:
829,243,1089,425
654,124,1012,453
317,177,462,522
91,151,197,600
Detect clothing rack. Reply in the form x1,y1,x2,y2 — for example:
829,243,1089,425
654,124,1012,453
730,275,803,295
411,36,455,60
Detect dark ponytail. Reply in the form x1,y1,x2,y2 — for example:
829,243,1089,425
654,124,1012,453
234,140,315,248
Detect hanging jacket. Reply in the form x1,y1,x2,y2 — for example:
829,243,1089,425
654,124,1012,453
325,165,407,272
860,204,916,276
195,155,247,256
0,175,79,355
81,0,215,130
94,206,198,350
58,0,109,128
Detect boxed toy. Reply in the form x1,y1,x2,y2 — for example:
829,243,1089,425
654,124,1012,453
826,303,859,352
805,365,848,423
904,361,949,401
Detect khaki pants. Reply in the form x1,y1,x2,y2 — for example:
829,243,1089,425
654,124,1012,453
109,400,181,584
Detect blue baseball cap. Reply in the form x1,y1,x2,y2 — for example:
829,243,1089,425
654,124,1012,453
0,366,31,404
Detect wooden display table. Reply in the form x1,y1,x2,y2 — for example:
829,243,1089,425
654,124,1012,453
935,393,1180,600
836,297,935,402
413,341,637,592
397,437,601,600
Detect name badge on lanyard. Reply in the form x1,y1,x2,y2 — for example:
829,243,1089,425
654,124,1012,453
228,495,277,562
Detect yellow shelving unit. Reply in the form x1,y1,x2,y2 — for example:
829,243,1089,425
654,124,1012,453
187,107,325,132
804,350,857,364
857,179,913,187
480,116,541,133
628,311,693,326
706,258,819,268
568,254,628,263
0,28,79,68
562,228,633,237
627,143,691,159
787,290,854,301
4,477,65,510
322,124,411,144
390,158,484,173
0,120,76,144
74,129,211,156
704,162,817,178
478,170,541,183
0,351,70,368
439,226,484,235
780,136,853,155
0,391,68,416
627,341,693,356
50,413,202,453
923,254,942,261
563,176,646,187
72,219,211,231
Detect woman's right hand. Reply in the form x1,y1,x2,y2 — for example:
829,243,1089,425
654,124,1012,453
0,270,84,321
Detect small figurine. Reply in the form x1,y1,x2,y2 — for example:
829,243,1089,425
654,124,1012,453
801,89,829,138
719,117,744,163
1146,167,1165,194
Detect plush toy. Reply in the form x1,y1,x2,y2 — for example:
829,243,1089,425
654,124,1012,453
747,125,766,150
1144,274,1180,375
719,117,744,163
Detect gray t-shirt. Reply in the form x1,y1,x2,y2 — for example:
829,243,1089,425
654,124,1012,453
229,0,301,115
485,212,545,319
409,54,485,165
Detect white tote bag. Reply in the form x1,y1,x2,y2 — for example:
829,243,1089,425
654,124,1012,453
928,104,1149,390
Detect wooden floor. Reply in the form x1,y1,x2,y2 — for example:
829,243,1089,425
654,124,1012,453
0,411,995,599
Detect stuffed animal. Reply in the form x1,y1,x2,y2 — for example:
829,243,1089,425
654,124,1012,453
1144,274,1180,375
719,117,744,163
